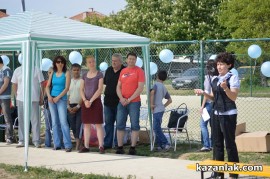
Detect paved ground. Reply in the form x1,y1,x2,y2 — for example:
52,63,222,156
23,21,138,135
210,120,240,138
0,143,202,179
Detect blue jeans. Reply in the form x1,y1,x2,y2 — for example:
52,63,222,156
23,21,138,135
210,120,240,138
200,102,212,148
44,108,52,147
49,99,72,149
153,112,169,148
116,101,141,131
104,105,118,147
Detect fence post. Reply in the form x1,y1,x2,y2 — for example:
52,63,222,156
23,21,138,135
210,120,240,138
200,40,205,104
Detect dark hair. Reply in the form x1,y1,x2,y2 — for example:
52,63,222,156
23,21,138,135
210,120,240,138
71,63,81,69
206,60,218,76
215,52,235,70
157,70,167,81
0,56,3,64
126,52,137,59
53,56,67,72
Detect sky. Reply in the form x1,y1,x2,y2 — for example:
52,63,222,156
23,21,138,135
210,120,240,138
1,0,127,17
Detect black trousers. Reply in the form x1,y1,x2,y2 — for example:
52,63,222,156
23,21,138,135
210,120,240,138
212,114,239,178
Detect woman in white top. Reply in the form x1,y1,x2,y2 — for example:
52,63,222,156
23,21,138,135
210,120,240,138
195,52,240,179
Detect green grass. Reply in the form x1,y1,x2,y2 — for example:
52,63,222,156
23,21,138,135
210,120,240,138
0,163,122,179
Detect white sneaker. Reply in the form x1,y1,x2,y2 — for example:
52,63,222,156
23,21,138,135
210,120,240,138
200,147,211,152
16,142,24,148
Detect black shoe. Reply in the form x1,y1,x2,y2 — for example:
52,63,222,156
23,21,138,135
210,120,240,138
53,147,61,150
104,146,112,150
116,147,125,154
78,147,90,153
128,147,136,155
65,148,72,152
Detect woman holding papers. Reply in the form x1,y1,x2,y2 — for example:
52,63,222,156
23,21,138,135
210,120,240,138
194,52,240,179
199,59,218,152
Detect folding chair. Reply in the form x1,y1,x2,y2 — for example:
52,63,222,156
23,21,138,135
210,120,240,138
154,104,190,151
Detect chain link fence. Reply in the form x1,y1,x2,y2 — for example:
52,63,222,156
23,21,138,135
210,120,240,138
1,38,269,143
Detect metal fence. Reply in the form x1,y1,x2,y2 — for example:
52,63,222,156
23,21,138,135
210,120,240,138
1,38,270,142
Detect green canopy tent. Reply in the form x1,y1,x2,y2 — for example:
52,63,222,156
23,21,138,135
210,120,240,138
0,11,153,170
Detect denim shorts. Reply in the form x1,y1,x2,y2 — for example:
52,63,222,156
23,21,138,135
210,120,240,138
116,101,141,131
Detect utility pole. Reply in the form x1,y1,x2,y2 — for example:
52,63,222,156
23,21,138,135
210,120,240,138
21,0,26,12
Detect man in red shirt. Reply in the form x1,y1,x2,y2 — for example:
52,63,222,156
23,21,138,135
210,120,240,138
116,52,145,155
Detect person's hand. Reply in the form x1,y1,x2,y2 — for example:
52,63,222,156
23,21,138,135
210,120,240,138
151,104,155,112
194,89,204,96
120,98,127,106
48,96,54,103
84,100,91,108
39,99,43,106
199,107,203,114
220,80,228,91
72,107,78,113
53,96,60,103
67,106,73,113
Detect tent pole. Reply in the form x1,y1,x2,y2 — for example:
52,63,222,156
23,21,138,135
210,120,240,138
142,45,153,151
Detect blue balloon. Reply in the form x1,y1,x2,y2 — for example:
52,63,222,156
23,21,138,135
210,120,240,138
248,44,262,58
159,49,174,63
261,61,270,77
99,62,108,71
230,68,238,76
150,62,158,75
69,51,82,65
41,58,53,71
1,55,10,66
136,57,143,68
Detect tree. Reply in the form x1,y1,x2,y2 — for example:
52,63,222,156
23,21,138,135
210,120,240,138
218,0,270,39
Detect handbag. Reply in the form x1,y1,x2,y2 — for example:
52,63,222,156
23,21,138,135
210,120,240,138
167,103,188,131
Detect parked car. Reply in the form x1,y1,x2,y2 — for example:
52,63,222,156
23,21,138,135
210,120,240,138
171,67,201,89
168,69,183,79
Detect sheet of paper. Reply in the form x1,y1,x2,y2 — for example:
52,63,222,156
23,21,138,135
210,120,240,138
202,107,210,121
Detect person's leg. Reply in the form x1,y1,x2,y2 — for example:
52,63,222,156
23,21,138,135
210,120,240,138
30,102,40,146
104,105,117,148
48,101,61,148
17,101,24,144
83,124,91,148
75,109,82,150
57,99,72,149
116,103,128,154
153,112,168,148
67,106,76,139
200,102,211,150
127,101,140,155
220,114,239,178
44,108,52,147
95,123,105,153
1,99,13,142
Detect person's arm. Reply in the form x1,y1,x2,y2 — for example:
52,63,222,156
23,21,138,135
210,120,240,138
0,77,10,95
127,82,145,103
220,80,239,101
46,71,53,103
89,78,103,103
12,83,18,98
194,89,214,101
150,89,155,112
164,97,172,108
116,80,126,105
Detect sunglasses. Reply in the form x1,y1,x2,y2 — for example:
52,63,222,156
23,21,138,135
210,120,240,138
56,61,64,64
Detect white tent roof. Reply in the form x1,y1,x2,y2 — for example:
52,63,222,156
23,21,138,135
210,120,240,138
0,11,150,50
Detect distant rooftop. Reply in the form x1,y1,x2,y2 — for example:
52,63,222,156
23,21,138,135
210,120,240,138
70,8,105,21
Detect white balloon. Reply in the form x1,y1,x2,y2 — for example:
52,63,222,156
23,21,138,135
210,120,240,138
230,68,238,76
1,55,10,66
248,44,262,59
18,53,23,64
41,58,53,71
136,57,143,68
150,62,158,75
69,51,82,65
99,62,108,71
159,49,174,63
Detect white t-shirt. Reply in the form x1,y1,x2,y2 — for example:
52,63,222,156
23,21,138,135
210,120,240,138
11,66,44,102
68,78,81,104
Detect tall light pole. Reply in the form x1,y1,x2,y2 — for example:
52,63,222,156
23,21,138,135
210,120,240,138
21,0,26,12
